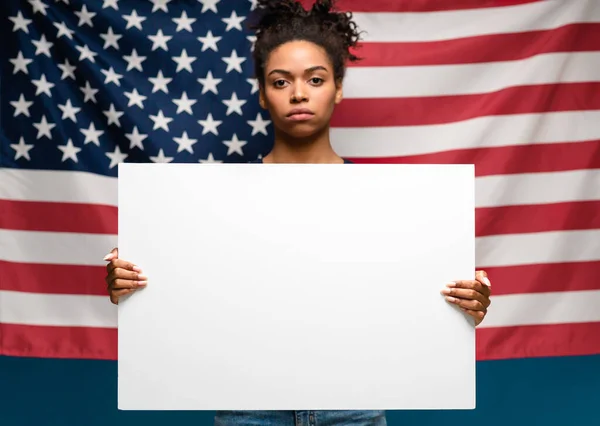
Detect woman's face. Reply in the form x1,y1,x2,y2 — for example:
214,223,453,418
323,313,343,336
260,40,343,139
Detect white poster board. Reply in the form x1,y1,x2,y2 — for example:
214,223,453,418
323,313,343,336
117,163,475,411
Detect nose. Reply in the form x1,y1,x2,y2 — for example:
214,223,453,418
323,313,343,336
290,86,308,103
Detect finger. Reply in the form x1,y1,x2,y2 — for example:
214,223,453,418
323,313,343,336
441,286,490,308
110,277,147,290
110,288,135,305
460,307,486,324
444,295,488,311
106,258,141,275
103,247,119,261
475,270,491,287
447,279,490,298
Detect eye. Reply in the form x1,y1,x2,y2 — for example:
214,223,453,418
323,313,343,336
273,79,288,88
310,77,324,85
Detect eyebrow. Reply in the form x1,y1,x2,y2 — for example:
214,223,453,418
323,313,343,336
267,65,329,77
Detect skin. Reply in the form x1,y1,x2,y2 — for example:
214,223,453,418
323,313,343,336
105,40,492,326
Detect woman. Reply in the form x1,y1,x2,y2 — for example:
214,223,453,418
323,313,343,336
105,1,492,425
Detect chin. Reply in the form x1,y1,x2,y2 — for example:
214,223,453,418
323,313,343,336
280,122,327,141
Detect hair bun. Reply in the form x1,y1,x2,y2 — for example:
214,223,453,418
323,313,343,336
253,0,307,32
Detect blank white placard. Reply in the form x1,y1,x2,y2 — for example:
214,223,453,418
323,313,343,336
117,163,475,411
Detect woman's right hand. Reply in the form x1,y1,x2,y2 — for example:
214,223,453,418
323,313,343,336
104,247,147,305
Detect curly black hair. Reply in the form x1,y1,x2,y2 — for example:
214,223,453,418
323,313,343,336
248,0,363,87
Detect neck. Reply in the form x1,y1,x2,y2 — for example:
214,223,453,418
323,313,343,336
263,125,344,164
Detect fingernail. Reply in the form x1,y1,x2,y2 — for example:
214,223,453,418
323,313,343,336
137,281,148,287
103,253,113,261
445,281,456,287
440,288,451,295
446,296,457,303
137,274,148,281
482,277,492,287
133,266,142,272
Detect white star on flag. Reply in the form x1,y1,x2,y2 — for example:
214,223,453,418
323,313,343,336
149,29,172,51
173,92,197,114
123,10,146,30
103,103,124,127
223,92,247,116
58,139,82,162
106,145,128,169
198,113,222,135
199,0,219,13
100,27,122,50
124,88,147,108
247,113,271,136
149,70,172,93
33,35,53,57
150,148,173,163
11,94,33,117
81,122,104,146
58,99,81,122
10,137,34,160
10,12,32,33
58,59,76,80
76,45,98,63
198,30,222,52
150,110,173,131
198,70,222,95
10,52,32,75
101,67,124,86
125,126,148,151
222,11,245,32
80,81,99,103
222,50,246,73
33,116,56,139
174,131,198,153
172,49,197,73
32,74,55,97
54,22,75,39
124,49,146,71
223,133,247,156
126,126,148,150
173,11,196,32
75,5,96,27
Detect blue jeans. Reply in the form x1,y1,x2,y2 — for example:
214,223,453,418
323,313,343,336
214,410,387,425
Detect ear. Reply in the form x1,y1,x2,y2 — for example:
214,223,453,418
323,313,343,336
334,79,343,104
258,86,267,109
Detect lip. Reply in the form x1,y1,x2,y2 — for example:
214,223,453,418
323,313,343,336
286,108,315,121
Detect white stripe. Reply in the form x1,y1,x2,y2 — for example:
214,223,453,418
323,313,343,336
475,169,600,208
345,52,600,98
0,167,117,205
0,290,117,328
478,290,600,328
476,230,600,268
353,0,600,42
332,111,600,158
3,289,597,330
0,229,116,265
1,228,598,273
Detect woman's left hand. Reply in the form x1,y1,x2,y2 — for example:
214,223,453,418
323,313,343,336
441,270,492,326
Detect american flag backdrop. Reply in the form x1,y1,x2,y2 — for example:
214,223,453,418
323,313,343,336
0,0,599,363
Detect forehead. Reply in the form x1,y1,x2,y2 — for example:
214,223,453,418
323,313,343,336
266,40,331,71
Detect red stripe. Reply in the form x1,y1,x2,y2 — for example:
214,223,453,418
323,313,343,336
1,321,597,361
348,141,600,177
477,322,600,360
477,201,600,236
302,0,541,13
332,83,600,127
349,23,600,66
476,261,600,296
3,258,599,298
0,260,108,295
0,323,117,360
0,199,117,234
